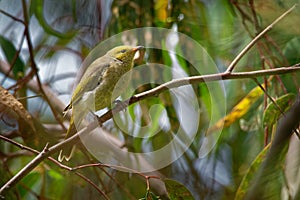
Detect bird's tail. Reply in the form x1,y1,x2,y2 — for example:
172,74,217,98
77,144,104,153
58,145,75,162
58,115,77,162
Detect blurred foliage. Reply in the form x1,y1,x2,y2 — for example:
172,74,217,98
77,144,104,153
0,0,300,199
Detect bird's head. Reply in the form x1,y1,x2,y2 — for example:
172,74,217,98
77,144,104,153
107,45,143,63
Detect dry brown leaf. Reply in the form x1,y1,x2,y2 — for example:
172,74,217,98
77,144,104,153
0,86,35,132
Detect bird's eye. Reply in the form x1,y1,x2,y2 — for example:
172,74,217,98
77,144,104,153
119,49,127,53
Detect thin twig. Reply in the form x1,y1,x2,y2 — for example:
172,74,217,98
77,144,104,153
226,4,297,73
0,144,50,194
72,163,161,199
248,0,260,31
73,172,110,200
0,117,101,194
256,41,288,93
0,134,110,198
0,9,24,24
261,59,269,146
21,0,67,131
72,163,161,180
0,30,26,85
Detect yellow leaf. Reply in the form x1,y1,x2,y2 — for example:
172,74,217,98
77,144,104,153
154,0,168,22
207,84,265,134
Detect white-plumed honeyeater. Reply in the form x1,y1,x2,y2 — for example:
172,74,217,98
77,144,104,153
58,45,143,161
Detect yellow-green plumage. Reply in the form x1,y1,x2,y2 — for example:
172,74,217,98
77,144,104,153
58,45,142,161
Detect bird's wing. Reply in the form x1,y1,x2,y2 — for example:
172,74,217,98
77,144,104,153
70,56,113,106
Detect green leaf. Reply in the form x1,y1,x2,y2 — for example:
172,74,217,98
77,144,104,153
161,42,172,67
175,45,189,74
46,169,66,199
283,36,300,65
263,93,295,128
29,0,37,17
147,100,165,138
31,0,76,38
164,178,194,200
0,35,25,79
18,172,41,198
234,144,270,200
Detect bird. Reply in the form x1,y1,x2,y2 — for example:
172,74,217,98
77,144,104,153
58,45,143,161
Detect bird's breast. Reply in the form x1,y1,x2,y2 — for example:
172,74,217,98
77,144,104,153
93,61,133,110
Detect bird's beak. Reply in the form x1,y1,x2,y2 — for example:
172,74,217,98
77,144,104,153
132,46,144,52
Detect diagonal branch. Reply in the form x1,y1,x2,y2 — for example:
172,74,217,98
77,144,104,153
226,4,297,73
21,0,66,130
0,9,25,24
0,134,109,199
99,63,300,124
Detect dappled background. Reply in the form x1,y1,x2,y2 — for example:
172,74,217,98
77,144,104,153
0,0,300,199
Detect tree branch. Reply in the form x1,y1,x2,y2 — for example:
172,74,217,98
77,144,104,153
0,9,24,24
226,4,297,73
99,63,300,124
0,134,110,199
21,0,66,130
